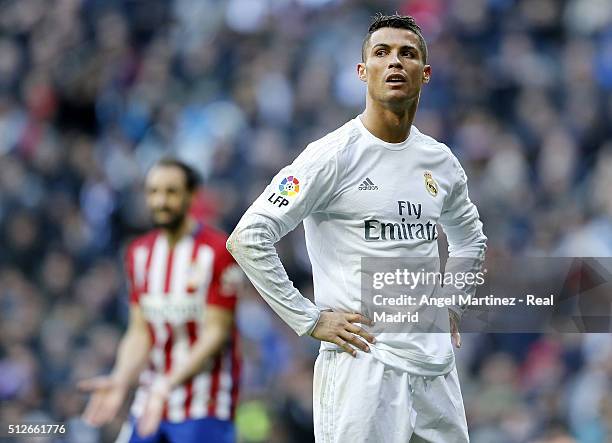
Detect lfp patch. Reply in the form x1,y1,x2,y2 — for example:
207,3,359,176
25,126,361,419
279,176,300,197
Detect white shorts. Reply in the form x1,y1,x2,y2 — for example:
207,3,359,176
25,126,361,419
313,350,469,443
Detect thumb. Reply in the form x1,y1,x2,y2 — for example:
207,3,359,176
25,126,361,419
452,331,461,348
137,397,163,437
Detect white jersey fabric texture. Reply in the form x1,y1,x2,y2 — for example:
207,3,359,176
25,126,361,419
228,116,487,376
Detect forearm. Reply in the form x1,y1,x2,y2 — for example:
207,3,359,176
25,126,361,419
111,328,151,386
446,216,487,259
442,254,485,318
445,222,487,294
227,211,320,336
166,325,228,388
441,210,487,317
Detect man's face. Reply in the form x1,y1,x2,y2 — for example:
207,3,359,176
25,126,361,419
145,166,192,231
358,27,431,106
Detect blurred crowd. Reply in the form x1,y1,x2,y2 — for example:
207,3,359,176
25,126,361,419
1,0,611,442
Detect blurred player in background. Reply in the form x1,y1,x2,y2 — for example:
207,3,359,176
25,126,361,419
79,158,240,443
228,13,486,443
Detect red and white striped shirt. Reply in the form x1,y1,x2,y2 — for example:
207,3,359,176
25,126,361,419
125,224,240,422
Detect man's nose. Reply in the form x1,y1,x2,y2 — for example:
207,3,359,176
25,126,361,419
388,52,402,68
151,193,168,207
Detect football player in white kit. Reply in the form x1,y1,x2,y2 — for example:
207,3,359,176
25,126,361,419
228,13,486,443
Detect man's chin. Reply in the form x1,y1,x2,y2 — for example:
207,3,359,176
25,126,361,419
385,88,412,99
378,90,418,107
152,218,183,231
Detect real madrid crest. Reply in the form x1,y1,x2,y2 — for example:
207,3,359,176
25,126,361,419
424,171,438,197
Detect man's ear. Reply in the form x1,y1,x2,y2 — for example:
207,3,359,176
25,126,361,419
357,63,367,82
423,65,432,84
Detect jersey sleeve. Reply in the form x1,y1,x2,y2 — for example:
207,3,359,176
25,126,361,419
125,243,140,304
247,146,339,237
227,147,339,336
206,244,239,311
439,157,487,258
438,156,487,317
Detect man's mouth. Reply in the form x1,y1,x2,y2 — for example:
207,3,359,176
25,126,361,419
385,73,407,83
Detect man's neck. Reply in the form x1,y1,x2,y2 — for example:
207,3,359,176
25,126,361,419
360,96,419,143
163,217,196,248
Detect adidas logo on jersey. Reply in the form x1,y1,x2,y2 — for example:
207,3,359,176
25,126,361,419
358,178,378,191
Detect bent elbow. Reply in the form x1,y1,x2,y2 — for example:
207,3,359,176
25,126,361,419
226,221,274,260
226,228,248,259
226,230,239,256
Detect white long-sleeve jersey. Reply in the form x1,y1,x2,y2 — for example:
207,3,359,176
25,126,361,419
228,116,487,376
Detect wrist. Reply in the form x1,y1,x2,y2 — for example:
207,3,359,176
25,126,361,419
448,306,462,323
109,373,130,390
307,309,333,337
151,376,171,399
306,311,323,336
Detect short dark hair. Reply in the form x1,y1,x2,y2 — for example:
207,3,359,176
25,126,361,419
151,157,201,192
362,13,428,64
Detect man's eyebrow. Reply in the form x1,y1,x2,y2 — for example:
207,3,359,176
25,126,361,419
371,43,419,51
